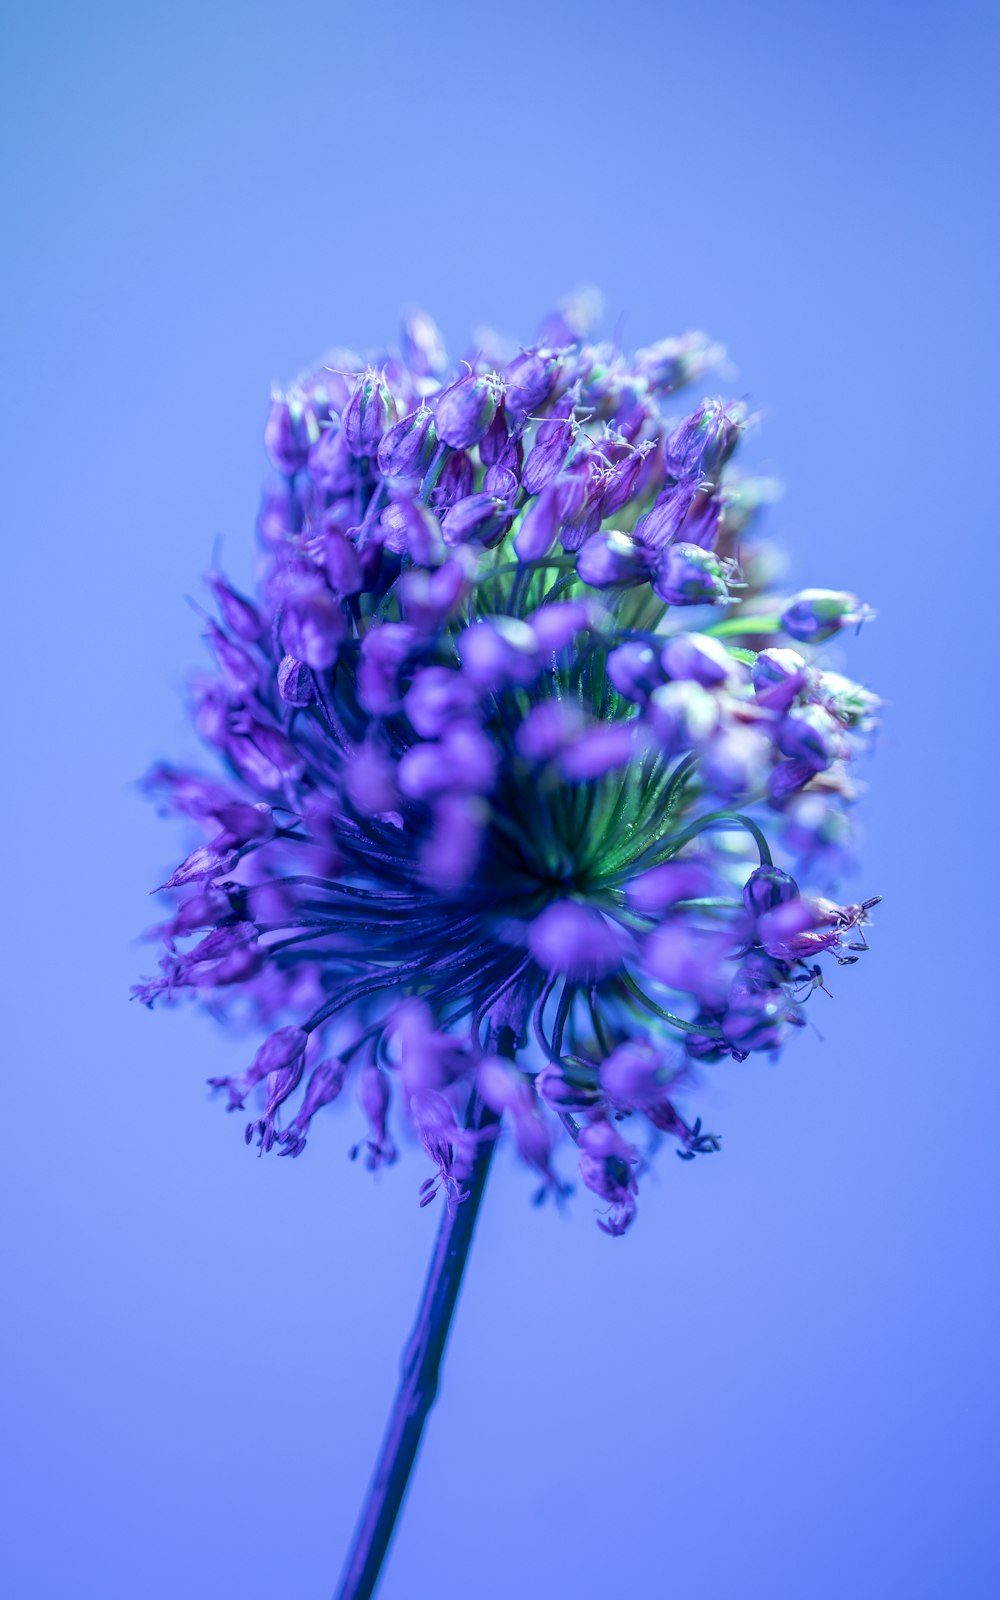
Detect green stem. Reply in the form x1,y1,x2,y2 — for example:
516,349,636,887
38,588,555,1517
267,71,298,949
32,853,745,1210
703,613,782,639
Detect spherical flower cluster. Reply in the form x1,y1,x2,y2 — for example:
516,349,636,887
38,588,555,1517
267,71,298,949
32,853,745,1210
138,294,880,1235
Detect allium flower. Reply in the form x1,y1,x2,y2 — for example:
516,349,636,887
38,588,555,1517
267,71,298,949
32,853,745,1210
139,293,880,1597
139,295,880,1236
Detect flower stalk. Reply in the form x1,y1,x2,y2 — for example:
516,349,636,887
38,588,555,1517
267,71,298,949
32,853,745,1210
335,1085,503,1600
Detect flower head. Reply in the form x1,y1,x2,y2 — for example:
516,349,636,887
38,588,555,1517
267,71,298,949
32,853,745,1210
138,301,880,1233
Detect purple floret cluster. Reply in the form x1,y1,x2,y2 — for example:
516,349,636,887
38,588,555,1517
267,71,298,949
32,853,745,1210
139,294,879,1234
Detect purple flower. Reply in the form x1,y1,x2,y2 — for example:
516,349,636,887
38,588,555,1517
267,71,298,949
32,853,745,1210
435,371,502,448
459,617,539,689
514,484,560,561
527,902,627,981
743,864,799,917
781,589,874,643
377,406,438,478
503,348,558,418
358,622,416,714
661,631,736,688
777,705,842,771
264,391,313,476
577,529,652,589
752,647,809,712
652,543,730,606
441,493,513,549
401,308,448,379
665,398,744,481
140,298,880,1237
280,586,346,671
577,1119,639,1236
521,405,576,494
342,368,397,457
607,642,665,704
430,449,474,510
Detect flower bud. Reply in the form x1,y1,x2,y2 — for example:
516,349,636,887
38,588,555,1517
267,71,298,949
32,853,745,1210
398,724,498,799
607,642,665,704
308,424,354,494
277,1059,348,1157
156,842,239,892
435,372,502,447
634,331,718,395
722,988,785,1053
701,726,772,799
814,670,882,729
442,492,513,549
598,447,649,516
752,647,808,712
342,368,397,457
743,865,799,918
207,620,259,696
577,1119,638,1236
401,308,447,378
661,631,735,688
537,286,603,346
321,527,365,595
651,543,729,606
264,392,313,476
528,901,627,980
503,348,557,418
560,722,638,781
679,488,723,551
528,599,590,654
460,617,539,688
648,680,719,753
777,705,841,772
358,622,416,714
280,587,346,671
429,450,474,511
577,529,651,589
600,1039,676,1116
665,398,743,481
515,701,584,760
399,557,471,629
767,759,817,803
684,1017,728,1062
634,479,699,551
355,1064,396,1169
249,1025,307,1093
627,861,714,914
419,793,487,892
380,498,446,565
483,433,523,498
256,480,301,545
404,666,480,738
208,575,263,643
476,1058,533,1116
277,655,314,706
645,921,734,1008
376,405,438,478
514,484,560,561
535,1058,601,1113
522,411,575,494
781,589,873,644
344,736,399,817
478,404,511,467
212,800,276,849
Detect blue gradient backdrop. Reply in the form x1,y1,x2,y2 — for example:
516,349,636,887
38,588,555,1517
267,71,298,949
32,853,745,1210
4,3,998,1596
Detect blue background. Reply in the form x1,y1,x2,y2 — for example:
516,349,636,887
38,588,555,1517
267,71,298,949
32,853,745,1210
4,3,998,1596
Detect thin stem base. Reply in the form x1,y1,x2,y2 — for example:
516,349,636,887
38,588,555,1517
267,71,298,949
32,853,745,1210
334,1091,501,1600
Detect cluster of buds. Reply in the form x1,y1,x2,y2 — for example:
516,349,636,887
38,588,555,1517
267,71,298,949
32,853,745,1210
138,294,879,1234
